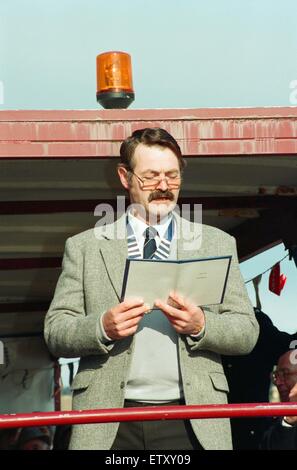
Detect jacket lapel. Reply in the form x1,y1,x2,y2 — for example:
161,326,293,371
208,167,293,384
99,214,128,301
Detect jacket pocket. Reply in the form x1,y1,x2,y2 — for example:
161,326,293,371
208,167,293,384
70,370,94,391
209,371,229,393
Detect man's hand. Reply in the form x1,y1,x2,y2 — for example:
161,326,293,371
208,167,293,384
284,382,297,426
154,291,205,336
102,298,150,340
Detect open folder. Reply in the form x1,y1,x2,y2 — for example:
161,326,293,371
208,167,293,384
121,255,232,309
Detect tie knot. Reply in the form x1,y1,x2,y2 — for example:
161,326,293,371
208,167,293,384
143,226,158,259
144,226,158,241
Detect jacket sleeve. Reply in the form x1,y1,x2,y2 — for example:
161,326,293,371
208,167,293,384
256,311,297,363
186,235,259,355
44,236,112,358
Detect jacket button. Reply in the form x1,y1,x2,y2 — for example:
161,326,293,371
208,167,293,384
120,381,125,389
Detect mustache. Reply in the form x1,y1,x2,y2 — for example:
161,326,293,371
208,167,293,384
149,190,175,202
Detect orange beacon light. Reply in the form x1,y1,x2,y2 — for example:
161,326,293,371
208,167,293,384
96,51,135,109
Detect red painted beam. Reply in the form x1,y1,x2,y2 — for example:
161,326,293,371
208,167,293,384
1,139,297,158
1,108,297,158
0,403,296,429
1,118,297,142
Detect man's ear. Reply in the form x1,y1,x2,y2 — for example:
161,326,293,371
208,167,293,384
117,165,130,190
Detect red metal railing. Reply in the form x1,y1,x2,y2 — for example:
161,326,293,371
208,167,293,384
0,402,296,429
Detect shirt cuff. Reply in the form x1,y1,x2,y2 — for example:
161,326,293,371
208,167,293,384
98,314,113,344
282,417,295,427
190,326,205,340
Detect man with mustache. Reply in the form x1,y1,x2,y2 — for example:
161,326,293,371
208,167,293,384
45,128,259,450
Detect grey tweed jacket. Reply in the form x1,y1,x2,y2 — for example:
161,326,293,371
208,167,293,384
44,213,259,450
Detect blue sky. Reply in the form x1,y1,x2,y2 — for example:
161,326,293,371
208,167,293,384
1,0,297,109
0,0,296,333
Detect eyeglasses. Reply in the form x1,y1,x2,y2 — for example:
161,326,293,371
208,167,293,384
130,171,181,190
271,370,297,384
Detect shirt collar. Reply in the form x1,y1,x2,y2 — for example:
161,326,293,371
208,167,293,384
127,209,173,241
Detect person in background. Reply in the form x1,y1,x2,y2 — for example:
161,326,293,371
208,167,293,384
222,308,297,449
260,351,297,450
16,426,53,450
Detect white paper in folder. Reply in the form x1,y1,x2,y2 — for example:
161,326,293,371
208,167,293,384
121,255,232,309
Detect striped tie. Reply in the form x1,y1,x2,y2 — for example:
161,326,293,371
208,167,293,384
143,226,158,259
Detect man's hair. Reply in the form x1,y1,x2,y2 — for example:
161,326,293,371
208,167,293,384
119,127,186,171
